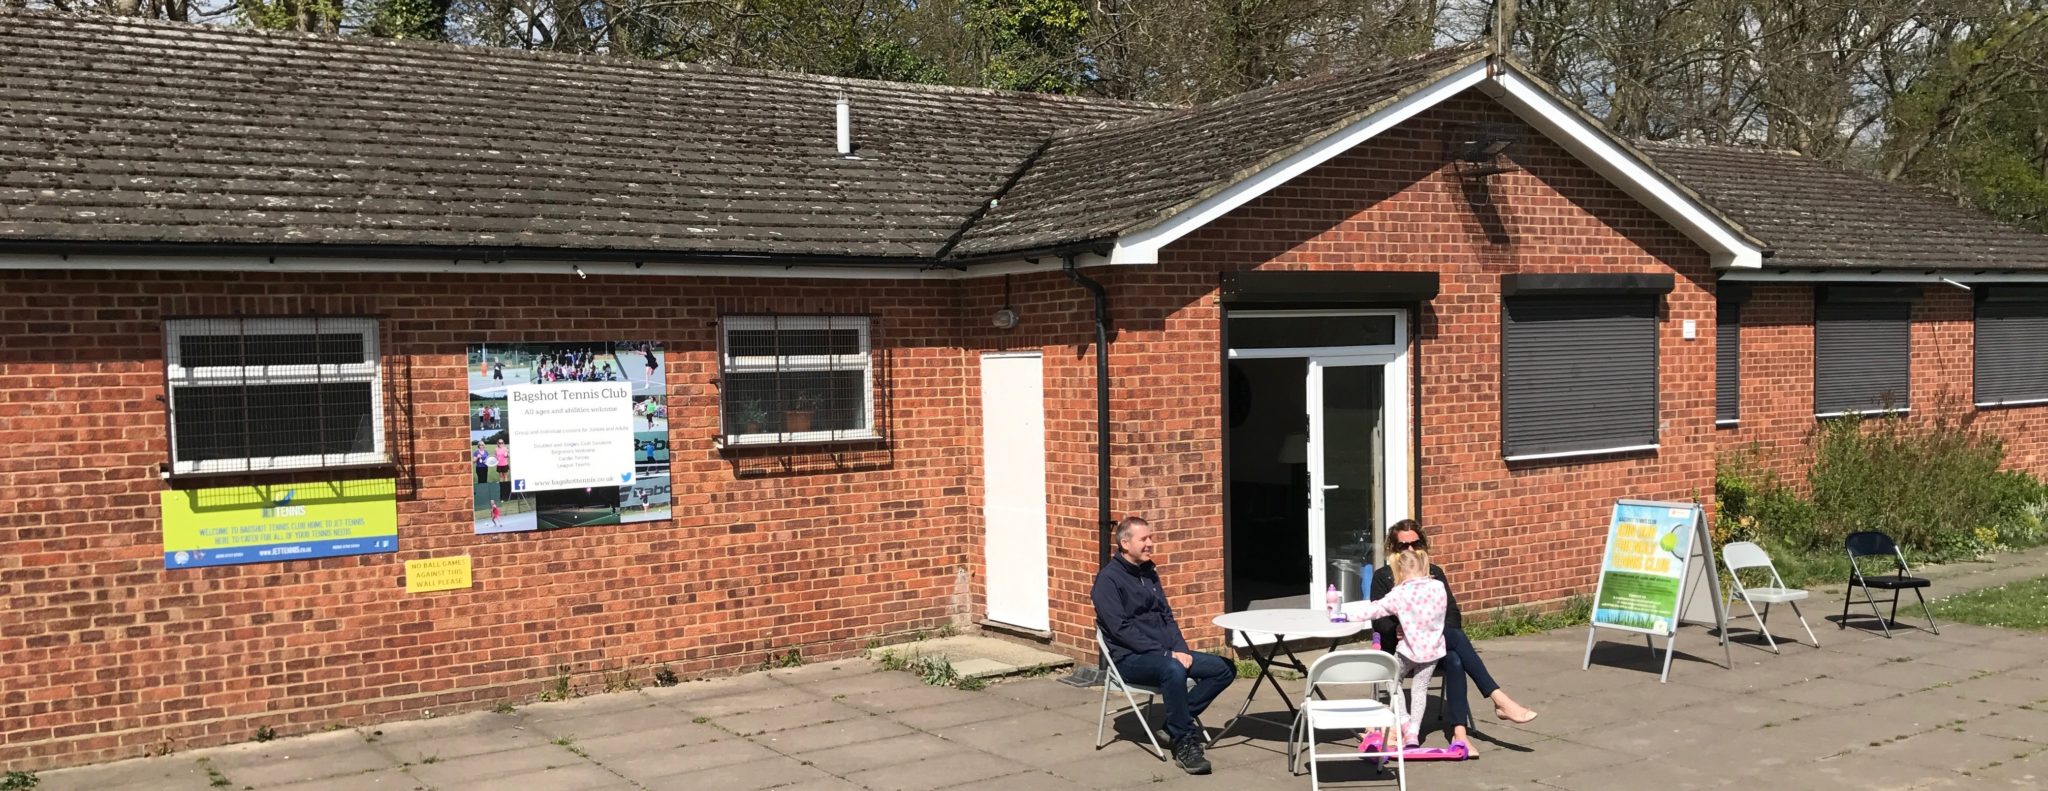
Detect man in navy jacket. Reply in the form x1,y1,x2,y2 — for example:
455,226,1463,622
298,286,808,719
1091,515,1234,774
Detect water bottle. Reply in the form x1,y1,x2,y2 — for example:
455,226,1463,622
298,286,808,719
1326,584,1343,622
1372,632,1382,651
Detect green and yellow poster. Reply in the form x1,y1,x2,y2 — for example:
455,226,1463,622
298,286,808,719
1590,500,1700,635
162,479,398,569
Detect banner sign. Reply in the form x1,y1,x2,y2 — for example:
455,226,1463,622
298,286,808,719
1590,500,1699,635
405,556,474,593
468,342,671,533
162,479,398,569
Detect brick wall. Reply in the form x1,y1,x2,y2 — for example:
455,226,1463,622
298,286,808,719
1721,283,2048,483
0,273,1001,770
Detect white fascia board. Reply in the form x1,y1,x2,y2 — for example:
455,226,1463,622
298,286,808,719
0,253,1113,281
1721,270,2048,284
1108,59,1493,267
1484,70,1765,270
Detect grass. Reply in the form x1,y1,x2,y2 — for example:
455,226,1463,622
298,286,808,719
1463,594,1593,641
1930,575,2048,631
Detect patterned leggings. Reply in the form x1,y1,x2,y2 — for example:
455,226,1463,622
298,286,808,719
1396,656,1438,747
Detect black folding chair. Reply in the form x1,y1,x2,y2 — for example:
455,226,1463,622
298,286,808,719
1841,531,1938,638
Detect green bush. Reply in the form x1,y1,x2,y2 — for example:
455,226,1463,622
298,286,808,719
1715,444,1816,548
1809,411,2010,560
1716,411,2048,566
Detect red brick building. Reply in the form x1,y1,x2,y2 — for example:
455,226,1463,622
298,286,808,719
4,12,2046,771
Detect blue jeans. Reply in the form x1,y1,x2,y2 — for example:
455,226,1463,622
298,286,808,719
1114,651,1236,744
1437,628,1498,737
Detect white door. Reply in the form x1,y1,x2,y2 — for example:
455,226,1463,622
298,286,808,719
982,352,1049,631
1306,355,1409,602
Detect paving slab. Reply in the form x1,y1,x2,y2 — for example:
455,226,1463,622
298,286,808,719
840,680,981,714
262,767,421,791
569,724,729,763
1960,747,2048,788
1042,749,1186,789
33,756,220,791
845,751,1036,791
884,635,1073,679
712,699,872,736
667,683,822,718
367,712,553,764
197,731,399,788
1546,757,1743,791
750,716,914,753
786,731,956,775
400,742,588,788
1933,672,2048,706
892,695,1048,731
1766,675,1907,709
798,667,932,699
595,735,782,782
527,700,710,741
634,755,832,790
1859,725,2039,774
435,762,624,791
1453,736,1641,784
639,671,786,704
934,768,1096,791
937,708,1095,751
517,693,664,726
1963,706,2048,744
978,676,1102,710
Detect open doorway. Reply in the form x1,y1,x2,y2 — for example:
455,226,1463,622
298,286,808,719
1224,311,1409,612
1227,358,1309,610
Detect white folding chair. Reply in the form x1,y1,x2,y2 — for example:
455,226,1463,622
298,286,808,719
1094,628,1170,759
1721,541,1819,652
1289,650,1406,791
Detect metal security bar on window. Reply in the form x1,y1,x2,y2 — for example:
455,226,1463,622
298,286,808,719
164,317,385,475
719,315,875,444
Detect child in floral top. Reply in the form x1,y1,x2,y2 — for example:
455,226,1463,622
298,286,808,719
1347,548,1448,747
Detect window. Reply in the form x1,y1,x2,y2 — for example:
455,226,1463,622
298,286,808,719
1717,300,1740,425
1501,295,1660,460
164,317,384,475
1975,288,2048,406
1815,288,1912,416
719,315,875,444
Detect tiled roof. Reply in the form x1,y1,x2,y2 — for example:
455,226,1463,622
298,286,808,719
1638,141,2048,271
0,11,1157,260
951,45,1490,256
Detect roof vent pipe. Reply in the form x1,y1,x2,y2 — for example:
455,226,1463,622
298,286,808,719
835,96,853,157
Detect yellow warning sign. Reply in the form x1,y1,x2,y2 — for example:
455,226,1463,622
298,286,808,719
405,556,473,593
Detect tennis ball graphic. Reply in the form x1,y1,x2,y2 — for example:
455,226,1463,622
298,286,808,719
1660,531,1679,553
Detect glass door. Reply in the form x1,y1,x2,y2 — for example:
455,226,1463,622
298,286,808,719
1307,358,1386,604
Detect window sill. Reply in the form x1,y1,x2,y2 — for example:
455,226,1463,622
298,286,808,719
161,460,398,484
1503,444,1659,463
1975,398,2048,409
1715,419,1739,428
718,429,882,448
1814,409,1910,420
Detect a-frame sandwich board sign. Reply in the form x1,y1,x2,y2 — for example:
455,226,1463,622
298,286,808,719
1580,499,1731,683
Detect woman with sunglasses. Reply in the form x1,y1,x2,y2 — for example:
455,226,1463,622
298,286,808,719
1368,519,1540,754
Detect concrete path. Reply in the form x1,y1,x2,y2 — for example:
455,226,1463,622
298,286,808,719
34,546,2048,791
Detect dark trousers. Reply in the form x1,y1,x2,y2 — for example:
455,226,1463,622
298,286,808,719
1114,651,1236,744
1436,628,1498,737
